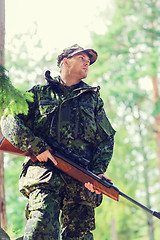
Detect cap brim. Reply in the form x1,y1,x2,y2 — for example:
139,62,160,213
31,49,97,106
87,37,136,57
69,48,98,65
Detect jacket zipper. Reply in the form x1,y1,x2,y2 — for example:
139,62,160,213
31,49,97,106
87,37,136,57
57,88,97,143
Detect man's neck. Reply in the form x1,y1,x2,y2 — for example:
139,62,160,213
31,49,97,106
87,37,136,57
61,75,81,87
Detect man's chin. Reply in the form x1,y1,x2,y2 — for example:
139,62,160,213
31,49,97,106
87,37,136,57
81,72,88,79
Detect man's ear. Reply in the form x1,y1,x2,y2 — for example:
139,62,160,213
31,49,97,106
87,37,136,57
63,58,69,67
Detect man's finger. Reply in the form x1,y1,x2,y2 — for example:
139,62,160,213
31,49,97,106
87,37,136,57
84,182,101,194
36,150,57,165
98,174,112,182
48,152,57,165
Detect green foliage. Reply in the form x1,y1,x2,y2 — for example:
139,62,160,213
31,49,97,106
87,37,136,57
5,31,58,90
0,64,33,118
4,155,27,238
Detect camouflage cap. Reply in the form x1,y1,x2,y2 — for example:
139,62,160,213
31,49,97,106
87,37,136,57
57,44,98,67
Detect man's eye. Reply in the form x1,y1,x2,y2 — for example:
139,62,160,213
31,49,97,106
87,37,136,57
79,56,90,64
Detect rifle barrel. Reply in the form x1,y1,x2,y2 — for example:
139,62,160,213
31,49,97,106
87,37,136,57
119,191,160,219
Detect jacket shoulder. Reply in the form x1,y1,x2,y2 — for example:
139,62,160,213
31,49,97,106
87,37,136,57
80,81,101,96
27,84,50,92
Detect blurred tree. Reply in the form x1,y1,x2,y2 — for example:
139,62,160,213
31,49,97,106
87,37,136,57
89,0,160,239
0,0,7,231
0,2,33,234
5,29,58,89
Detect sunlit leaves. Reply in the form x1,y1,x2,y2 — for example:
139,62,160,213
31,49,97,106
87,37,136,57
0,64,33,118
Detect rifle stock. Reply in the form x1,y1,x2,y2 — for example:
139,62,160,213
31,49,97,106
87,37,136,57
0,137,37,162
0,137,160,219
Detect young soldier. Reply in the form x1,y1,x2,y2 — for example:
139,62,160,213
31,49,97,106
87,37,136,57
1,44,115,239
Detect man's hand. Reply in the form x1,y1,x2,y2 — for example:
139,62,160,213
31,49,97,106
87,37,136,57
36,149,57,165
85,174,111,194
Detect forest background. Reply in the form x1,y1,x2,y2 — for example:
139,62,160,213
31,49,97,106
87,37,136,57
0,0,160,239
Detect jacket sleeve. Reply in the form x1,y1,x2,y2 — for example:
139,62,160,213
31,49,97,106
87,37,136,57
90,96,116,175
1,86,50,156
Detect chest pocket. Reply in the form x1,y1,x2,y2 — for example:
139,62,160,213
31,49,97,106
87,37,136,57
39,100,58,116
79,102,97,143
35,99,59,130
33,99,59,137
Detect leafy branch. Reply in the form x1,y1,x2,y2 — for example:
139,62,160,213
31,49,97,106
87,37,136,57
0,64,33,118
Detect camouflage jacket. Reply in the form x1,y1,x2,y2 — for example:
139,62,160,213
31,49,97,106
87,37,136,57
1,76,115,175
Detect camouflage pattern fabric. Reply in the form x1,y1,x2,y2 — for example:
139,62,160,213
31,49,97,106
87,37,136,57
23,171,101,239
1,76,115,239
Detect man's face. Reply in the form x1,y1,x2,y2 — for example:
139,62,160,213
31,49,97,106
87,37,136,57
67,52,90,80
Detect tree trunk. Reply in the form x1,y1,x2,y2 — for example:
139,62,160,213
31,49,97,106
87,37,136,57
111,217,118,240
0,0,7,231
137,106,155,240
0,0,5,65
152,76,160,183
150,0,160,183
0,127,7,230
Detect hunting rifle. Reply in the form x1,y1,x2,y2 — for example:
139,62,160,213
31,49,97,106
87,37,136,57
0,137,160,220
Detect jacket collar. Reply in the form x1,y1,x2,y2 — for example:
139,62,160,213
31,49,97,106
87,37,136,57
47,75,100,95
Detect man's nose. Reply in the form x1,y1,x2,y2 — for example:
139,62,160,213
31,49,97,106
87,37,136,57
83,60,90,66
